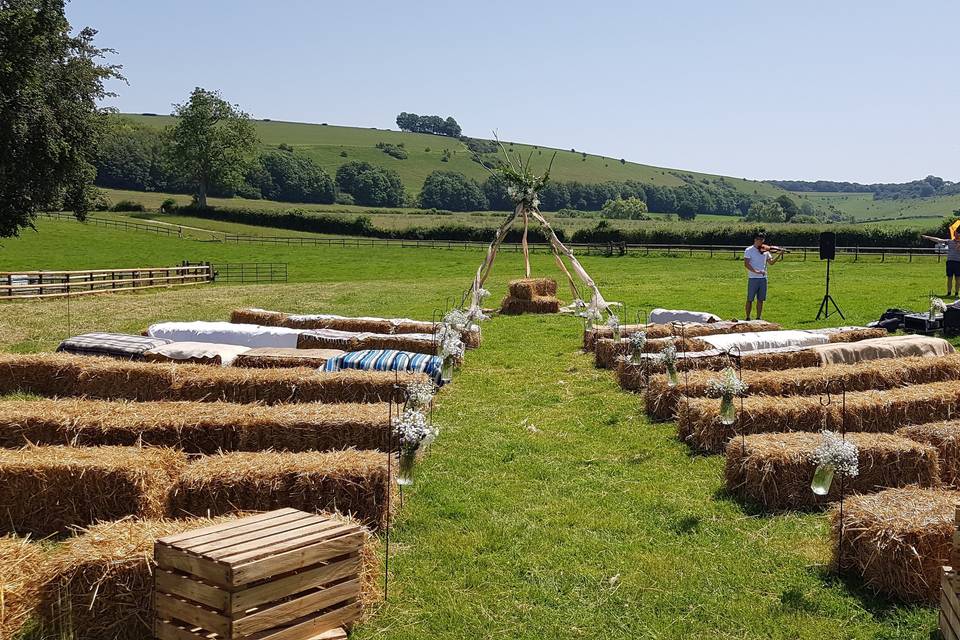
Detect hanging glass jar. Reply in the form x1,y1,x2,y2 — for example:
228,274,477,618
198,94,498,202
441,356,454,384
666,361,679,387
612,325,621,341
630,349,643,365
719,393,736,425
397,447,418,486
810,464,835,495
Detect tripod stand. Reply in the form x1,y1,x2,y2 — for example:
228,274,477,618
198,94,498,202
816,259,844,320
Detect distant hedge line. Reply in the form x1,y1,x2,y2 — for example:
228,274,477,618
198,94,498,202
181,205,945,248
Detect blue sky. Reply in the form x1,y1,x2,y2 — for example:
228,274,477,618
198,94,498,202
68,0,958,183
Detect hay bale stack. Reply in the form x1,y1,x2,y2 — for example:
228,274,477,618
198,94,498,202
36,514,381,640
0,399,392,453
677,381,960,454
0,446,185,537
298,331,439,355
594,336,708,369
229,308,289,326
0,536,51,639
897,421,960,487
500,295,561,315
832,487,960,603
0,353,420,404
647,355,960,421
170,450,392,530
508,278,557,298
172,366,419,404
233,347,345,368
583,320,782,352
725,432,940,511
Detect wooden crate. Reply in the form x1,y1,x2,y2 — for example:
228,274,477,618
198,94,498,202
153,508,366,640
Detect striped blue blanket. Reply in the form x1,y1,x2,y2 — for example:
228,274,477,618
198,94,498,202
324,349,443,383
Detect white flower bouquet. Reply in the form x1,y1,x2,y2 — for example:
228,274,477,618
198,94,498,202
809,430,859,495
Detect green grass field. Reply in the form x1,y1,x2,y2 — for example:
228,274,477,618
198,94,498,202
2,220,951,639
793,191,960,225
120,114,787,200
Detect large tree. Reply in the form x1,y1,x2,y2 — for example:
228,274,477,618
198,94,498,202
168,88,258,208
0,0,121,237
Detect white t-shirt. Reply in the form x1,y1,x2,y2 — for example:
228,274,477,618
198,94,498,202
744,245,771,279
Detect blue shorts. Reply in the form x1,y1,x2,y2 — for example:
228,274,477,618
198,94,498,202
747,278,768,302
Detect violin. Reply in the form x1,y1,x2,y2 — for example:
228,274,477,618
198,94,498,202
761,243,790,254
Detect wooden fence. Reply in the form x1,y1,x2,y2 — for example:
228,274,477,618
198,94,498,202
0,265,213,300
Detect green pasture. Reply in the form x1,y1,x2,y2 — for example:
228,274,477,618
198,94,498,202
2,220,949,639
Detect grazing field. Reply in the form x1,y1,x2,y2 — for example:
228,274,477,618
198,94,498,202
1,221,952,639
793,191,960,225
120,114,787,199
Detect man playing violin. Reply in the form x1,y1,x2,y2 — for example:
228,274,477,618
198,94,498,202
743,232,783,320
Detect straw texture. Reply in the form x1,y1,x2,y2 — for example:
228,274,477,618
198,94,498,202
0,445,185,537
0,399,393,453
500,295,561,315
170,449,393,529
677,380,960,454
831,487,960,603
724,432,940,511
508,278,557,299
647,354,960,420
896,420,960,487
583,320,782,352
0,536,51,639
594,336,708,369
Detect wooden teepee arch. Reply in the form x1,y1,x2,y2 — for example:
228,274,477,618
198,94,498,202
466,183,611,317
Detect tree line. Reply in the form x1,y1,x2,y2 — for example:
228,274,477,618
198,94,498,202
395,112,462,137
768,175,960,200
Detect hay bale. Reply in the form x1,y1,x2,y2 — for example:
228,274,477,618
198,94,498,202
616,348,820,389
677,381,960,454
0,399,393,453
36,514,381,640
896,421,960,487
229,308,288,326
233,347,346,368
616,358,647,392
583,320,782,352
170,450,393,530
0,445,185,537
173,366,418,404
725,432,940,511
0,536,51,639
594,336,708,369
500,295,561,315
826,327,888,343
296,330,439,355
0,352,82,398
648,354,960,421
508,278,558,299
832,487,960,603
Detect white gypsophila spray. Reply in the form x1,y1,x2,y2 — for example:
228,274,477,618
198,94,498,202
705,367,748,398
477,288,491,300
629,331,647,352
810,431,859,478
438,323,465,359
606,314,620,329
406,379,436,410
931,296,947,314
585,307,602,322
659,345,677,366
393,407,437,450
444,308,469,329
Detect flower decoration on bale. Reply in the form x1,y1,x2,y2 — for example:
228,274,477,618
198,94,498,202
628,331,647,364
809,430,859,496
659,345,679,387
705,367,748,426
444,308,469,330
393,407,438,485
405,379,437,411
606,314,621,341
438,323,465,383
930,296,947,321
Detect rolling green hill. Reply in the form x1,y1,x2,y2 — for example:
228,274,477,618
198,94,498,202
119,114,786,199
790,191,960,225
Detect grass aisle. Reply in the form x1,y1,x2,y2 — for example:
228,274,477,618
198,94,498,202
355,314,934,640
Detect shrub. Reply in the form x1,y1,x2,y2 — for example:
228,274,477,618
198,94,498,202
335,192,355,205
110,200,145,212
159,198,177,213
340,150,348,157
419,171,488,212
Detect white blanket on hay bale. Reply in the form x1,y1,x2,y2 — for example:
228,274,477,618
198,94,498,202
812,335,955,365
649,308,721,324
701,330,829,353
146,321,303,348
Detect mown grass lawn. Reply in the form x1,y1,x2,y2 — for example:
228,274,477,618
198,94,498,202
0,221,949,638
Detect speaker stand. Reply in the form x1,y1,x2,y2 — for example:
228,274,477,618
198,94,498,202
816,259,844,320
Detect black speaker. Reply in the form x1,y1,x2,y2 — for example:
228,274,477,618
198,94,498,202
819,232,836,261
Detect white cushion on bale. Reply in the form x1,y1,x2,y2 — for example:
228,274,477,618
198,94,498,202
701,330,830,353
146,321,303,348
649,308,721,324
142,341,252,367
